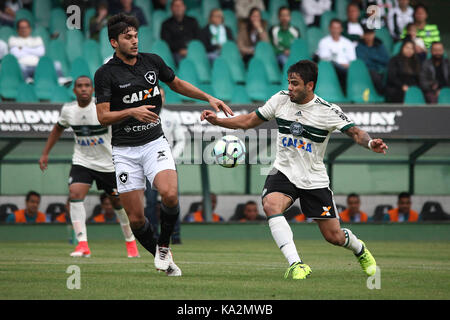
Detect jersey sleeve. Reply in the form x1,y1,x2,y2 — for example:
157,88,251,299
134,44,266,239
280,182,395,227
327,104,355,132
152,54,175,83
255,92,280,121
94,66,112,104
57,105,69,129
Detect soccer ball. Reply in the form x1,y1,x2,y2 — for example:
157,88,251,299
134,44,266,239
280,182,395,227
212,135,246,168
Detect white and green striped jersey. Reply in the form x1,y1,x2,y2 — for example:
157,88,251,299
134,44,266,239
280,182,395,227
256,92,355,189
57,98,115,172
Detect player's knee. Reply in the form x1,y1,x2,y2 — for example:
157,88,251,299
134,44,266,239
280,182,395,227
263,200,280,216
160,189,178,207
69,191,84,201
128,214,145,230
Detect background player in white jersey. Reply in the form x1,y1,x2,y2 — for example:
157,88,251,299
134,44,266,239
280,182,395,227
39,76,139,259
202,60,388,279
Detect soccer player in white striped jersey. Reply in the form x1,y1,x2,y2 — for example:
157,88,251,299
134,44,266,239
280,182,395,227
202,60,387,279
39,76,140,259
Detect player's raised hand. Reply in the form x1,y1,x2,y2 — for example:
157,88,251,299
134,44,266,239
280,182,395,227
208,96,234,117
39,154,49,171
370,138,388,154
131,105,159,123
201,110,218,125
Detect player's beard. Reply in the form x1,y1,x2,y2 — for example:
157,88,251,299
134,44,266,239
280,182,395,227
291,89,308,104
118,45,138,60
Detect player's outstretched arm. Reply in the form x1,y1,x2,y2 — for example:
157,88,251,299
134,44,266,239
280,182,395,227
39,124,65,171
96,102,159,125
167,76,234,117
345,126,388,154
201,110,264,130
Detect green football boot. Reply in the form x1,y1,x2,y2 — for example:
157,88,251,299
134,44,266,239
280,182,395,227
284,262,312,280
356,240,377,276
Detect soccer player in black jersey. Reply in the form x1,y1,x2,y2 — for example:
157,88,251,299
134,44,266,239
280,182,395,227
94,14,233,276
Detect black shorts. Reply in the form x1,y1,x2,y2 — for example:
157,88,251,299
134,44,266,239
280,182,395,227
262,169,338,219
69,165,118,196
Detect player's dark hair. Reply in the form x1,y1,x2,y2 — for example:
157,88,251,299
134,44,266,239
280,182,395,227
398,192,411,201
74,75,92,86
107,13,139,41
26,191,41,202
347,193,360,200
100,192,109,204
287,60,318,90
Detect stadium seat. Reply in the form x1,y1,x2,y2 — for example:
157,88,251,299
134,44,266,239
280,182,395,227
375,27,394,55
33,0,52,28
138,25,153,53
0,26,15,43
151,39,176,71
306,27,325,57
15,8,34,27
268,0,288,26
372,204,393,222
254,41,281,84
289,38,311,61
223,10,238,38
211,57,234,101
177,58,200,101
404,86,425,105
290,11,308,41
65,29,84,64
246,57,270,102
152,10,169,40
160,82,182,104
315,61,348,102
50,8,68,41
0,54,24,100
231,84,251,104
82,39,102,77
99,26,114,62
46,202,66,222
335,0,350,20
48,39,70,77
70,57,92,83
50,85,72,103
320,11,337,34
83,7,96,38
186,40,211,83
420,201,450,221
187,8,206,28
0,203,18,222
438,87,450,104
220,41,245,84
392,41,402,56
201,0,220,20
34,56,59,101
33,26,50,51
16,83,38,103
135,0,152,25
346,59,384,103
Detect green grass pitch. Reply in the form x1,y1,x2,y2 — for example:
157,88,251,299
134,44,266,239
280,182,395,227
1,224,450,300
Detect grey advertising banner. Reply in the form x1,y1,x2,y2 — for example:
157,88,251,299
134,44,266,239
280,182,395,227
1,103,450,139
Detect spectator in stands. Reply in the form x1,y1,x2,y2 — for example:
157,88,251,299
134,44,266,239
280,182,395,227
387,0,413,42
237,7,269,64
269,6,300,67
387,192,419,222
199,8,234,63
403,22,427,62
91,193,119,223
234,0,265,22
0,39,7,60
8,18,45,81
54,198,71,224
317,19,356,94
339,193,369,223
89,1,110,41
6,191,47,224
238,201,265,222
420,41,450,104
402,3,440,50
385,39,421,103
0,0,22,27
356,25,390,95
118,0,147,26
184,193,224,222
301,0,331,27
161,0,200,65
342,2,364,44
152,0,168,11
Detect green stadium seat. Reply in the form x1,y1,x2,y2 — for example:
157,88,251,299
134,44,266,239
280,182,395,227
177,58,200,102
82,39,102,77
34,56,59,101
223,10,238,38
201,0,220,19
48,39,70,76
70,56,92,80
254,41,281,84
231,84,251,104
33,0,52,28
50,85,72,103
246,57,270,102
65,29,84,64
151,39,176,71
83,8,96,38
404,86,425,105
220,41,245,84
306,27,325,57
211,57,234,101
32,26,50,51
315,61,348,103
346,59,384,103
392,41,402,56
290,11,307,40
152,10,169,40
135,0,152,24
99,26,114,62
186,40,211,83
335,0,350,20
187,8,206,28
289,38,311,61
268,0,288,26
138,25,153,53
375,27,394,55
15,8,34,28
438,87,450,105
16,83,38,103
320,11,337,34
160,82,182,104
0,26,14,43
50,8,68,41
0,54,24,99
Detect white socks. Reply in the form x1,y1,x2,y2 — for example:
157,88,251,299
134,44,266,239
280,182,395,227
341,228,363,255
70,201,87,242
114,207,135,242
268,215,301,266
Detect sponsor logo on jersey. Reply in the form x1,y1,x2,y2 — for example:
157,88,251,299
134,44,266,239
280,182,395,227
122,86,160,104
157,150,168,161
281,137,312,153
144,71,156,85
76,137,105,146
321,206,332,216
118,172,128,184
123,118,161,133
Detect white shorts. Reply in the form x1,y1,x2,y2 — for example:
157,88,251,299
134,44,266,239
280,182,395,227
112,136,176,194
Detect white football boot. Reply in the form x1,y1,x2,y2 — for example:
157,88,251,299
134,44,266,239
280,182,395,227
155,245,172,271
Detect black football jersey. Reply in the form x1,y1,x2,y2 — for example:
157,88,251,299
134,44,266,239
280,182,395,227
94,52,175,147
